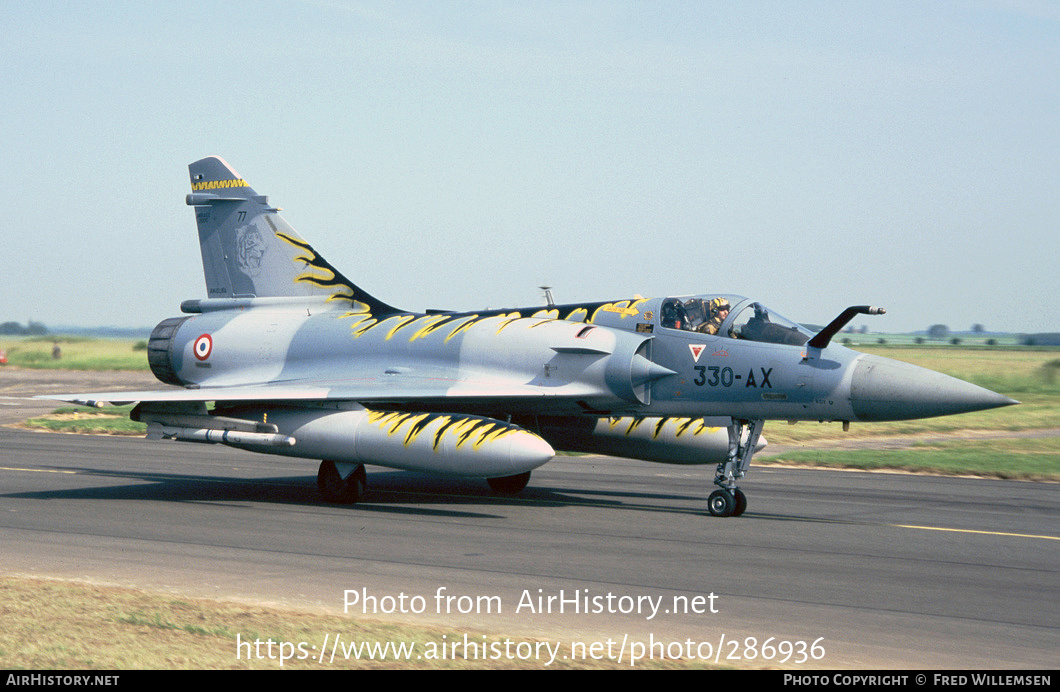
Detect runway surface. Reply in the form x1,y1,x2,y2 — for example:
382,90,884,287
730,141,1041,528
1,424,1056,669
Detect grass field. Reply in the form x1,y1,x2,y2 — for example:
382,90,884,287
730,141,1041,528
0,335,149,370
1,576,675,669
22,406,146,435
746,345,1060,479
853,344,1060,396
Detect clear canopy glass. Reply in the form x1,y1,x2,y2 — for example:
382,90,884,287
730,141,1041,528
660,295,812,346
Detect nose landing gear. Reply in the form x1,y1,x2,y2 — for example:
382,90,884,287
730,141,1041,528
709,418,763,517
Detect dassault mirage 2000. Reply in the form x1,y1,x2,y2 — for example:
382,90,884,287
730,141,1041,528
48,156,1018,516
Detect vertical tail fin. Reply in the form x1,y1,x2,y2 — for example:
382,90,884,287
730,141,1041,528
186,156,397,314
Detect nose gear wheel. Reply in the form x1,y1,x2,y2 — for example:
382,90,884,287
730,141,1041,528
709,419,763,517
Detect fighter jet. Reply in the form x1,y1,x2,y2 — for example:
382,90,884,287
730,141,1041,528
47,156,1017,517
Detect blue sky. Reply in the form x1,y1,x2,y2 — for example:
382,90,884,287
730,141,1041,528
2,1,1057,333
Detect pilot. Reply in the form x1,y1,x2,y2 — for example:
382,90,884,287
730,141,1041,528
683,298,710,330
698,298,731,335
661,300,692,330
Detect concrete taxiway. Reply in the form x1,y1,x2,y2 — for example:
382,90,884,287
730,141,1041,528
1,420,1056,669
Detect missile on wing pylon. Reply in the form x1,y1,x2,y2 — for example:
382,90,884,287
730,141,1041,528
149,426,296,447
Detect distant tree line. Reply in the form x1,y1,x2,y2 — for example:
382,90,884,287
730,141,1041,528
1021,334,1060,346
0,321,48,336
928,325,990,337
927,324,949,339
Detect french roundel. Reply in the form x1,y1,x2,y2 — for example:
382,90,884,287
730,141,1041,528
193,334,213,361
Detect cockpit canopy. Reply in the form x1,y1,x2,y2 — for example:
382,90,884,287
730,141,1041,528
659,295,812,347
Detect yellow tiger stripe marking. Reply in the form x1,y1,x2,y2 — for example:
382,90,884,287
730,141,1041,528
674,418,697,437
349,315,380,337
376,315,415,340
493,313,524,334
409,315,453,342
402,413,433,446
445,316,480,343
565,308,589,322
190,179,248,190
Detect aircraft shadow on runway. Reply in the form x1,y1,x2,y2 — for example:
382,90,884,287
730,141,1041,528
4,464,735,521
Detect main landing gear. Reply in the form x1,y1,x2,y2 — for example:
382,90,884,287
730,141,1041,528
318,460,367,504
316,461,532,504
487,471,531,494
709,418,764,517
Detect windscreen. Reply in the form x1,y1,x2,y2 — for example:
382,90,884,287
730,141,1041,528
729,302,811,346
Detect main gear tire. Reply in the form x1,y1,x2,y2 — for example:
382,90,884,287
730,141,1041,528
732,488,748,517
318,460,366,504
487,471,531,494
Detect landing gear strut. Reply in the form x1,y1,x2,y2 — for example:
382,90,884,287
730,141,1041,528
709,419,763,517
318,460,367,504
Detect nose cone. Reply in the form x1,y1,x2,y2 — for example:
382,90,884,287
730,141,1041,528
850,354,1019,422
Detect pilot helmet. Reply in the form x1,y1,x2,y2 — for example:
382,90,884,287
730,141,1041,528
711,298,731,313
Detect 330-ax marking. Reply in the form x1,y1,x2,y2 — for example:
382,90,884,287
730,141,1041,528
694,366,773,388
